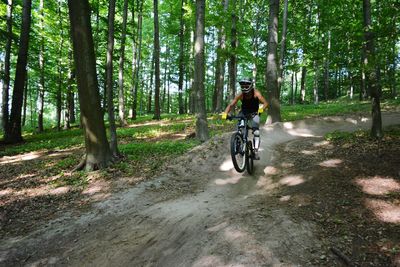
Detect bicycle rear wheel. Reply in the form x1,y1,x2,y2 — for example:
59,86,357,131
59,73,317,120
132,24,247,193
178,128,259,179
246,141,254,175
231,132,246,173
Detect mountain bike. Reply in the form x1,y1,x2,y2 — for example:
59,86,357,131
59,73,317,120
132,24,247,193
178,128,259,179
227,112,257,174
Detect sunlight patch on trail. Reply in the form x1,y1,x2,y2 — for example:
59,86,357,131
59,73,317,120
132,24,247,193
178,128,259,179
365,198,400,224
279,175,305,186
356,176,400,196
215,175,243,185
318,159,342,168
219,158,234,171
0,151,43,164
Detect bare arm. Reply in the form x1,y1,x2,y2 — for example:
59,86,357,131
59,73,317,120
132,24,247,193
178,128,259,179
254,90,269,110
224,93,242,114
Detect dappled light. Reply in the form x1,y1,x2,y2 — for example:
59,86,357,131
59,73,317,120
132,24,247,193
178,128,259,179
356,176,400,196
0,151,44,165
365,199,400,224
318,159,342,168
215,175,243,185
301,150,317,155
279,175,305,186
264,166,279,175
219,158,234,171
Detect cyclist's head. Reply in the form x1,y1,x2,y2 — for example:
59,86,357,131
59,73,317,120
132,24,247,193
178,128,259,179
239,78,253,94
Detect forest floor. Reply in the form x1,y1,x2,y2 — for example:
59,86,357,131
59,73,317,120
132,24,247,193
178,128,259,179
1,111,400,266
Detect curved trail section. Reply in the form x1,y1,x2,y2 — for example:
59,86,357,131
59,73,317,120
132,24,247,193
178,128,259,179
1,112,400,266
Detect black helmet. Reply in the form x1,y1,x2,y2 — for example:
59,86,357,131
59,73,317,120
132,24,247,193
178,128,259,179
239,78,253,94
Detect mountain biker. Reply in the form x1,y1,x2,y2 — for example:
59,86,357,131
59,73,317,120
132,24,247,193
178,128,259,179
221,78,269,160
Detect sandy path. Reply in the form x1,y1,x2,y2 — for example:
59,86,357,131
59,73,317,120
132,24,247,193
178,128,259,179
1,112,399,267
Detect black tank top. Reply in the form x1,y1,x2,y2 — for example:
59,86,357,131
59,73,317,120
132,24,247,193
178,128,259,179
241,93,259,114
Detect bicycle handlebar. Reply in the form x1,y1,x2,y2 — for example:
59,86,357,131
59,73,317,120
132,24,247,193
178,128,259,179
227,112,258,121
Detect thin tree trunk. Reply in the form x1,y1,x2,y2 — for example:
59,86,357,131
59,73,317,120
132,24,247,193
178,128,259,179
147,55,154,114
118,0,129,126
153,0,161,120
68,0,112,170
324,31,330,101
132,0,143,120
266,0,281,123
313,60,319,105
213,0,228,113
162,45,170,113
294,71,298,104
363,0,382,138
290,72,294,105
38,0,45,132
22,73,28,126
278,0,288,96
2,0,13,132
178,0,185,114
194,0,209,142
228,0,237,102
106,0,119,157
4,0,32,143
56,0,64,131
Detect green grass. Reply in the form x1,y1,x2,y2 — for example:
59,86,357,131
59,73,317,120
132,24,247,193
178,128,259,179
281,101,372,121
1,99,399,158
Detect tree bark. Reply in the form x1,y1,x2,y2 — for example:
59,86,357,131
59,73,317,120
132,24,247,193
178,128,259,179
132,0,143,120
363,0,382,138
68,0,112,170
147,55,155,114
213,0,228,113
1,0,13,132
323,31,331,101
266,0,281,123
118,0,129,126
178,0,186,114
278,0,288,96
106,0,119,157
4,0,32,144
194,0,209,142
38,0,45,133
228,0,237,103
56,0,64,131
153,0,161,120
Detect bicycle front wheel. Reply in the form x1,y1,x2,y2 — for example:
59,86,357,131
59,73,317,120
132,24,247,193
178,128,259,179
231,132,246,173
246,141,254,175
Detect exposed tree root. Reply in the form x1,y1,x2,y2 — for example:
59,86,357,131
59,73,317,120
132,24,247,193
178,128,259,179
330,247,353,266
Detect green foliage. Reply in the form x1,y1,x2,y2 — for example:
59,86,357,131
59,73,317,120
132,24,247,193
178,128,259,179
281,101,371,121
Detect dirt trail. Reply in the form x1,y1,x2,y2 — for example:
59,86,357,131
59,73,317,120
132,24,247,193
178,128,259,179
1,112,400,267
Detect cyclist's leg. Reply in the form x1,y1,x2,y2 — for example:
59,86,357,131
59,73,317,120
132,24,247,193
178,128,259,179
252,115,260,153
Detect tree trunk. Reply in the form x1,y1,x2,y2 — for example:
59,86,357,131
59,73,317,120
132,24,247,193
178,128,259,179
278,0,288,96
56,0,64,131
153,0,161,120
363,0,382,138
266,0,281,123
118,0,128,126
4,0,32,144
147,55,155,114
106,0,119,157
38,0,45,133
22,73,28,127
68,0,112,170
194,0,209,142
162,45,170,112
228,0,237,103
132,0,143,120
300,66,306,103
313,60,319,105
2,0,13,132
178,0,185,114
324,31,330,101
213,0,228,113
